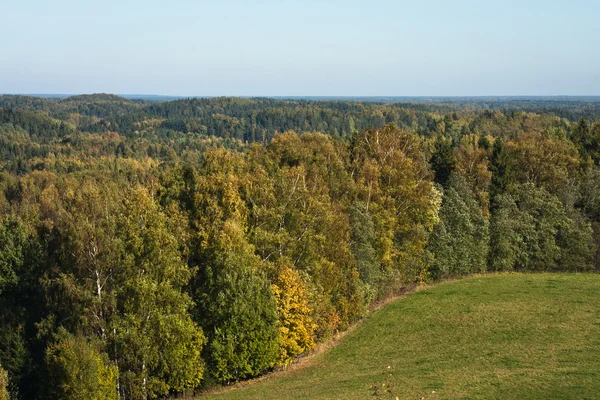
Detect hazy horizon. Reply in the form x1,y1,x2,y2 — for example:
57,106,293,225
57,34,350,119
4,94,600,100
2,0,599,96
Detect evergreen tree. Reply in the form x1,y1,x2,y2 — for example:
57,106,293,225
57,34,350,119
0,215,45,399
489,138,511,203
430,136,455,188
348,202,381,299
571,118,592,160
190,149,279,384
427,174,489,278
0,217,27,295
489,183,593,272
195,219,279,384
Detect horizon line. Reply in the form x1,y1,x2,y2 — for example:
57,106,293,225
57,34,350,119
3,93,600,99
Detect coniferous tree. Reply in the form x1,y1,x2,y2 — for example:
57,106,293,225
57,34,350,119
489,138,511,203
189,149,279,384
195,219,279,384
571,118,592,160
0,215,45,399
430,136,455,188
490,183,593,272
428,174,489,278
348,202,381,299
0,217,26,295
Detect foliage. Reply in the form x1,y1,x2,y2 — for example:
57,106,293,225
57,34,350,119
505,132,580,194
196,219,279,383
430,135,454,188
271,260,316,366
0,217,28,295
490,184,594,272
452,134,492,214
259,132,364,334
113,188,205,399
489,137,511,202
45,330,118,400
0,363,8,400
43,183,205,399
351,124,441,282
1,95,600,396
348,202,381,299
189,150,279,383
427,174,489,278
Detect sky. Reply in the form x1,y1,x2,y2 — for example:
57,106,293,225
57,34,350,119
1,0,599,96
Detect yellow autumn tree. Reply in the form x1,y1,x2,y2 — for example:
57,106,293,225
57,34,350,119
453,134,492,215
352,124,441,283
271,259,316,366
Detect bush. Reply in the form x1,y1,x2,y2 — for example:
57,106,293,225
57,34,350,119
46,330,118,400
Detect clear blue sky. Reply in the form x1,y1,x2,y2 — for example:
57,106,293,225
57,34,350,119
1,0,599,96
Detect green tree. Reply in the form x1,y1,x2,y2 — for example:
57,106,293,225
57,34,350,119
196,219,279,384
453,134,492,215
45,183,205,399
571,118,593,161
427,174,489,278
352,124,441,284
46,330,118,400
0,217,27,295
114,188,205,399
578,166,600,270
430,136,454,188
246,134,364,336
189,149,279,383
489,183,593,272
0,215,45,399
489,138,511,202
506,132,579,195
348,202,381,299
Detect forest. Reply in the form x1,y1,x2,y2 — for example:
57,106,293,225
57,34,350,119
1,94,600,399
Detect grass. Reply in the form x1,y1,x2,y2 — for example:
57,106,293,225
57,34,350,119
201,273,600,399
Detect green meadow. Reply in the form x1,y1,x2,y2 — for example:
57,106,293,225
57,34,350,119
205,273,600,400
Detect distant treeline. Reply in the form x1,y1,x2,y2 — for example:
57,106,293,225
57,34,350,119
0,96,600,399
1,94,600,142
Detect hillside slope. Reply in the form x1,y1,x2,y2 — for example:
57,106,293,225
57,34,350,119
204,274,600,400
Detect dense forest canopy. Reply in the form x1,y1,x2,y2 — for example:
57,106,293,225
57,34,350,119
1,95,600,141
1,95,600,399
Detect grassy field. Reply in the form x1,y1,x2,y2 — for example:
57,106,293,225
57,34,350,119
201,273,600,400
